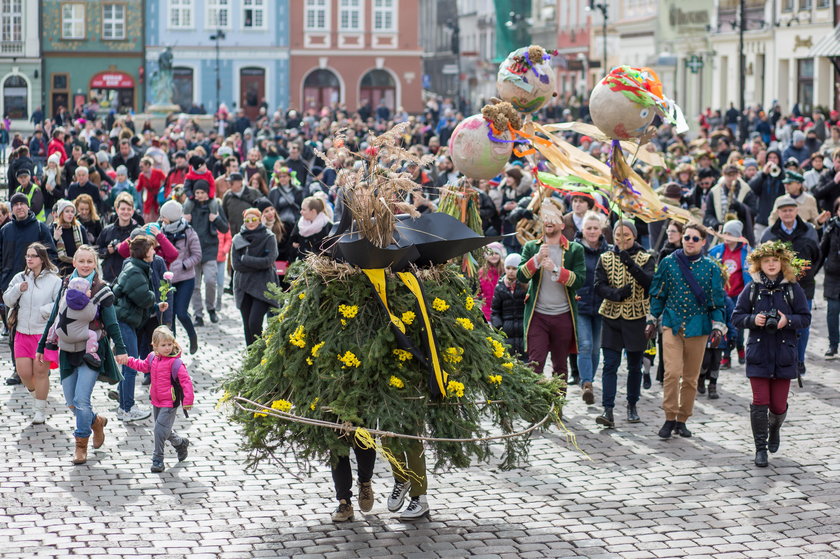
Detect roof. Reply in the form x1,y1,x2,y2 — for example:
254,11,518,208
809,24,840,57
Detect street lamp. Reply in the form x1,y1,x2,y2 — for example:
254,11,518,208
210,29,226,114
586,1,608,76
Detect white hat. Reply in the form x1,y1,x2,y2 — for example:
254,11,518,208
504,253,522,268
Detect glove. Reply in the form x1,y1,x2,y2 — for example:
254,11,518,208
618,250,633,265
644,322,657,340
616,285,632,301
709,329,723,348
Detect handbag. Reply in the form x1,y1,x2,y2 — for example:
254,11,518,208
6,303,18,333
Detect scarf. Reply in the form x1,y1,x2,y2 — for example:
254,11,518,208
673,249,707,307
759,271,782,291
296,212,330,237
70,269,96,284
163,218,188,236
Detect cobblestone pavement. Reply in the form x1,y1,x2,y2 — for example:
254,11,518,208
3,293,840,559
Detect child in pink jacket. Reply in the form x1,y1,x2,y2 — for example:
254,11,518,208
125,325,194,473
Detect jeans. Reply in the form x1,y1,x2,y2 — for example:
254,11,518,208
191,260,217,316
117,322,139,412
601,347,643,408
172,278,197,342
215,261,225,309
828,297,840,348
153,406,184,461
797,299,813,364
575,313,602,384
61,363,100,438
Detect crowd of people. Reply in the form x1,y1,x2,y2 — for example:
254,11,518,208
0,95,833,518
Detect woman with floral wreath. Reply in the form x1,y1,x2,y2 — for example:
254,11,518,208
732,241,811,467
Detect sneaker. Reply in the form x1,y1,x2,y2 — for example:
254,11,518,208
332,499,354,522
151,458,165,473
358,481,374,512
208,310,219,324
737,347,746,364
399,495,430,520
825,346,838,360
658,420,676,439
567,374,580,386
123,405,152,422
5,372,21,385
142,374,151,386
174,438,190,462
581,382,595,405
194,315,205,327
108,389,119,401
115,408,128,421
720,356,731,369
387,480,411,512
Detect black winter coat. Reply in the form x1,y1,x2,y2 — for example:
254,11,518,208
490,278,527,356
232,224,278,307
732,278,811,379
760,217,822,299
95,219,138,283
813,168,840,212
820,218,840,299
574,235,609,316
0,212,58,291
749,170,785,226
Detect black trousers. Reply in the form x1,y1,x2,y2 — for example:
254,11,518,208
239,293,272,346
331,444,376,502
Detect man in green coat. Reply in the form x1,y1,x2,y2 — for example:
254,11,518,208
517,198,585,389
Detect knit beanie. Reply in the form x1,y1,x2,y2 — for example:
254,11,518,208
160,200,183,223
9,192,29,207
504,253,522,268
613,219,637,238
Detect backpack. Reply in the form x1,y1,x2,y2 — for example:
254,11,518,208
748,281,794,311
157,183,168,205
145,354,188,417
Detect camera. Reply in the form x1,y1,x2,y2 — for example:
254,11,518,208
764,309,780,332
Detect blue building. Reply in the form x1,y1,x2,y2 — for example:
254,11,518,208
145,0,289,118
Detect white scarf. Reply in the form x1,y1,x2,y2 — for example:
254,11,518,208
296,212,330,237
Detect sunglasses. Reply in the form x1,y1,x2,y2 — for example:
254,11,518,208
683,235,702,242
244,217,260,223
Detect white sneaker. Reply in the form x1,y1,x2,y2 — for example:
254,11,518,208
123,405,152,422
399,495,430,520
32,400,47,424
387,481,411,512
115,408,128,421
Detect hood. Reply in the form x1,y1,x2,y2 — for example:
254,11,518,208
65,288,90,311
13,211,37,227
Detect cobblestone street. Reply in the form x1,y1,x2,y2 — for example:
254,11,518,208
3,294,840,559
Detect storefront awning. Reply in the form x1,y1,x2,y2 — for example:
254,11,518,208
90,71,134,89
809,24,840,57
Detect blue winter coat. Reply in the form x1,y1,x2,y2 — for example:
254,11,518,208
574,235,609,316
731,276,811,379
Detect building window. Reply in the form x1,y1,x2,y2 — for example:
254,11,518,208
169,0,192,29
102,4,126,40
801,0,812,9
373,0,397,32
782,0,793,11
4,74,27,119
305,0,328,31
339,0,362,32
207,0,230,29
1,0,22,43
172,67,193,111
243,0,265,29
798,58,814,114
817,0,829,7
61,3,85,39
303,69,341,110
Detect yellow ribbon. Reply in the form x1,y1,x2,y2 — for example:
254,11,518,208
354,427,424,485
361,268,406,334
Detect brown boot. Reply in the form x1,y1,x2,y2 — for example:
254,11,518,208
581,382,595,405
91,415,108,449
73,437,89,464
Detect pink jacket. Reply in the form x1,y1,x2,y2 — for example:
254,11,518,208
127,352,195,408
478,268,501,321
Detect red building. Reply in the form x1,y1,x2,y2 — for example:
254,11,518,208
289,0,424,114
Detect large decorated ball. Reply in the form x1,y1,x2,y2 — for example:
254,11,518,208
589,67,663,140
448,114,513,180
496,47,556,114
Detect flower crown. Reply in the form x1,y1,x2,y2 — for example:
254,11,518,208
273,167,300,186
748,240,811,279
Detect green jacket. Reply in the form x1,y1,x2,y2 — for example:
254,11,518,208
38,276,127,383
516,237,586,352
649,252,727,337
112,258,156,328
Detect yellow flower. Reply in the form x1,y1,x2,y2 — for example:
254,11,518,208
310,397,319,411
446,380,465,398
486,336,505,358
389,375,405,389
338,304,359,319
260,358,268,366
502,362,514,370
311,341,325,357
288,325,306,348
306,357,314,365
341,319,347,326
216,390,233,409
443,347,464,364
455,318,474,330
338,350,361,368
401,311,416,325
465,296,475,311
393,349,413,361
298,292,306,300
488,374,503,386
432,298,450,312
270,399,293,412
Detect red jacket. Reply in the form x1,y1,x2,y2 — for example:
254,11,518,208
47,139,68,165
165,165,189,193
117,231,179,265
184,169,216,198
137,168,167,214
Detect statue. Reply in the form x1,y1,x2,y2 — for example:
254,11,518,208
150,47,175,107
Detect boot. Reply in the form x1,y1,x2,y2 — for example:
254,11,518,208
595,407,615,428
73,437,89,465
91,415,108,449
750,404,769,467
707,383,719,400
626,404,640,423
697,375,706,394
768,407,787,454
32,399,47,424
581,382,595,405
